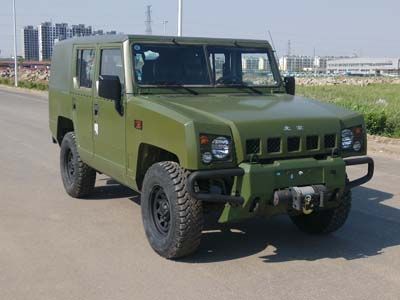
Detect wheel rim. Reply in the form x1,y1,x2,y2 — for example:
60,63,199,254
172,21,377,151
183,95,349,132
150,185,171,236
65,149,75,184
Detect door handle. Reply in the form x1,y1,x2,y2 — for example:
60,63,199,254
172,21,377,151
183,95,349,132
72,97,76,110
94,103,99,116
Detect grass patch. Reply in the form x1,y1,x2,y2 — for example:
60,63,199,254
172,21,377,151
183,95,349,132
0,77,48,91
298,84,400,138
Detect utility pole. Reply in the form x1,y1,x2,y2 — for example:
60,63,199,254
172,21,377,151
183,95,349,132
12,0,18,87
162,21,168,35
287,40,292,73
145,5,152,35
178,0,182,36
313,47,317,76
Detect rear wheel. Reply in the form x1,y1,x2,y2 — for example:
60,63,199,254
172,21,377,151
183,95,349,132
141,162,203,259
60,132,96,198
290,189,352,234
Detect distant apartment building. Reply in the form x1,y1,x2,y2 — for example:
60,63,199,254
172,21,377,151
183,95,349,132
70,24,92,37
279,55,352,73
327,58,400,76
93,30,117,35
22,26,39,61
242,57,272,72
22,22,116,61
38,22,55,61
279,56,314,73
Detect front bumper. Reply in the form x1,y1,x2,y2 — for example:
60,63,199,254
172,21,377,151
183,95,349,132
344,157,374,189
188,156,374,222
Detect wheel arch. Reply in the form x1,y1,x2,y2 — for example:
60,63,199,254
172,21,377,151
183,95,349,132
57,116,74,145
136,143,180,191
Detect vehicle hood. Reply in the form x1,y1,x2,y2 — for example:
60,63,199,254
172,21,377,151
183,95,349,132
141,93,362,161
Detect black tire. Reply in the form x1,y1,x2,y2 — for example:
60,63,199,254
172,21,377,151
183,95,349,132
290,190,352,234
141,161,203,259
60,132,96,198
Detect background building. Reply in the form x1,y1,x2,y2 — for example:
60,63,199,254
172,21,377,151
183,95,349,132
23,22,116,61
327,58,400,76
279,56,314,73
38,22,56,61
242,56,271,72
22,26,39,61
279,55,354,74
70,24,92,37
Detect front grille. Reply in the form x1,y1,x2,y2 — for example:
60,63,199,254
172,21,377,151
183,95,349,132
306,135,319,150
267,138,281,153
246,139,260,155
287,137,300,152
324,134,336,148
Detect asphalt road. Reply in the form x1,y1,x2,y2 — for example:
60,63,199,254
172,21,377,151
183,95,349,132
1,86,400,300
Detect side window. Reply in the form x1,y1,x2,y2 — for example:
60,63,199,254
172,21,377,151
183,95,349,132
100,49,124,86
209,53,226,83
76,49,95,89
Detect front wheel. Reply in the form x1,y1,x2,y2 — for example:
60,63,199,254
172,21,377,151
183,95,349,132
141,162,203,259
290,190,352,234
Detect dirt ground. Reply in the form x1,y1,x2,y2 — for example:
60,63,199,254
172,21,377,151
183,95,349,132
368,135,400,160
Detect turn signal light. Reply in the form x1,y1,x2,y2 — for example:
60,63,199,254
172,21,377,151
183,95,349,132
353,127,363,136
134,120,143,130
200,135,210,145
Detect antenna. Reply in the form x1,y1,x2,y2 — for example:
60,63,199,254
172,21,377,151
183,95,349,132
267,30,279,64
145,5,152,35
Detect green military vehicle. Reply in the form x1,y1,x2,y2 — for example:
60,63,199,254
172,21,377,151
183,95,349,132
49,35,374,259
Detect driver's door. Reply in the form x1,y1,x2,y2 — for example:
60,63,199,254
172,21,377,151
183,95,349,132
92,46,126,183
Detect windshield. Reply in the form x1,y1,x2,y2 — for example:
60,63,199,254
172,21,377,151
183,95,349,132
132,43,279,87
208,46,277,86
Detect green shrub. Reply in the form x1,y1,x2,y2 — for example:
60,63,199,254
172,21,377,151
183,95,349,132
0,78,48,91
364,110,390,135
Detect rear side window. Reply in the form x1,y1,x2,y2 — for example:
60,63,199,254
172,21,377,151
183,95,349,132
100,49,124,85
76,49,95,88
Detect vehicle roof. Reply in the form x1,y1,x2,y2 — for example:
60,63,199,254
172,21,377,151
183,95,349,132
56,34,273,48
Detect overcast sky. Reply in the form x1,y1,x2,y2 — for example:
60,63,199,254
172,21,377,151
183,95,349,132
1,0,399,58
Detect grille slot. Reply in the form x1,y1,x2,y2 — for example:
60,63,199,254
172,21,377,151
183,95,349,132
267,138,281,153
306,135,319,150
246,139,260,155
324,134,336,148
287,137,300,152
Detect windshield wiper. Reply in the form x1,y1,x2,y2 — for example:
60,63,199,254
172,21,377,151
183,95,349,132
152,81,199,95
240,85,263,95
219,83,263,95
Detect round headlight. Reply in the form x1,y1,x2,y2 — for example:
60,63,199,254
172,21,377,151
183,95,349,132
353,141,362,152
202,152,213,164
211,137,230,159
341,129,354,149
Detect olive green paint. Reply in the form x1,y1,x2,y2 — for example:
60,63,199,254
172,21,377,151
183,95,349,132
49,34,368,223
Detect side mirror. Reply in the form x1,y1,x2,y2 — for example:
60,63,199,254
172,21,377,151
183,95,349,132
284,76,296,96
98,75,123,116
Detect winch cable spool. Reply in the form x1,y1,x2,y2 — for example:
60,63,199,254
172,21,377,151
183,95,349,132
273,185,327,214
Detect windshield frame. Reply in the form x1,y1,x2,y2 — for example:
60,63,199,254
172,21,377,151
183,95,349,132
131,41,282,89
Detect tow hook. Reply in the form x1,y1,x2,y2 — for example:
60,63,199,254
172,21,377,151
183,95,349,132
273,185,328,214
303,195,314,215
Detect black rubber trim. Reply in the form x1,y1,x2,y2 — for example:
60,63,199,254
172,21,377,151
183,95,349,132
344,157,374,189
187,168,245,205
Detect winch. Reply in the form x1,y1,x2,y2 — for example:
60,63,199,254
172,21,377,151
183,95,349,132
273,185,328,214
